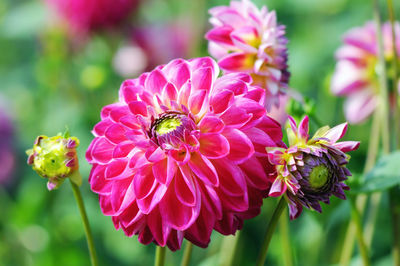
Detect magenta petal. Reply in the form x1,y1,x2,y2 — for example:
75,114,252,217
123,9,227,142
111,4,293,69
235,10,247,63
212,158,246,196
210,89,234,114
239,156,270,190
162,83,178,104
269,178,286,197
89,165,112,195
199,133,230,159
93,119,112,137
134,167,157,200
205,26,234,45
137,185,168,214
105,158,130,179
188,153,219,187
128,101,148,116
334,141,360,152
224,129,254,164
192,67,213,92
91,137,115,164
219,52,254,72
188,90,207,115
298,116,309,140
324,122,347,143
105,124,127,144
145,69,168,94
147,207,170,246
167,62,191,89
175,167,196,206
199,116,225,133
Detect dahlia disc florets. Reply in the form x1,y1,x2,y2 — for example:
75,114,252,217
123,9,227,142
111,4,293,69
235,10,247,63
267,116,360,219
205,0,290,110
86,57,285,250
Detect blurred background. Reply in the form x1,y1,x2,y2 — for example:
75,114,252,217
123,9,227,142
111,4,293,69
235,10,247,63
0,0,398,265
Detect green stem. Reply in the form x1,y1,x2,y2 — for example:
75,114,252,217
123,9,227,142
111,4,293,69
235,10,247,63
219,231,241,266
349,197,371,266
279,210,293,266
70,179,98,266
339,110,380,265
155,246,166,266
181,242,193,266
256,197,287,266
390,188,400,266
387,0,400,149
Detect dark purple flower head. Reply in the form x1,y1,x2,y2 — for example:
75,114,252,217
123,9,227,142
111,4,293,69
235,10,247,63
267,116,360,219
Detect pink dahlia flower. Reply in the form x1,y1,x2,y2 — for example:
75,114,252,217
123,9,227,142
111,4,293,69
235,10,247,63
46,0,140,33
267,116,359,219
331,21,400,124
86,57,284,250
205,0,290,110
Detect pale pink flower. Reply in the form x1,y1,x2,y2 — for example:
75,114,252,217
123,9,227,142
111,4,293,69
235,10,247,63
205,0,290,110
331,21,400,124
86,57,284,250
46,0,140,33
267,116,359,219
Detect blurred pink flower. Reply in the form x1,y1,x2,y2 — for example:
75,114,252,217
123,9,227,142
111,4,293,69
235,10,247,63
267,94,289,126
113,22,194,78
331,21,400,124
267,116,359,219
46,0,140,33
0,107,15,185
86,57,284,250
205,0,290,110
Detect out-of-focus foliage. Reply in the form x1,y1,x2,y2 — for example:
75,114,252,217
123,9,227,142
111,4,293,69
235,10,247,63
0,0,398,265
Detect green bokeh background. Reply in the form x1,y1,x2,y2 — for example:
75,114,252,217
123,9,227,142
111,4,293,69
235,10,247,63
0,0,398,265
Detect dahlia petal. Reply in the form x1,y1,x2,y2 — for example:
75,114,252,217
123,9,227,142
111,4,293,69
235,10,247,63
192,67,214,93
89,165,112,195
128,101,148,116
147,207,171,246
109,105,131,123
166,230,184,251
243,127,275,156
145,69,168,94
105,124,127,144
178,81,191,107
288,199,302,220
188,90,207,115
119,201,142,228
212,158,246,196
152,157,176,186
119,83,141,103
136,184,168,214
231,26,259,53
324,122,347,143
175,166,197,206
188,153,219,186
166,61,191,89
184,207,214,248
205,25,234,46
224,129,254,163
134,167,157,200
210,89,235,114
138,226,154,245
146,147,166,163
111,178,134,214
99,195,115,215
93,119,113,137
214,9,246,28
298,116,309,140
169,145,190,164
199,116,225,133
218,52,254,72
334,141,360,153
91,137,115,164
162,83,178,105
344,90,378,124
199,133,230,159
113,141,135,158
189,57,219,79
219,105,252,128
239,156,270,190
105,158,130,179
269,178,286,197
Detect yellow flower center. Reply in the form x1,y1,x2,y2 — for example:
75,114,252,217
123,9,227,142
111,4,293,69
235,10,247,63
156,117,182,135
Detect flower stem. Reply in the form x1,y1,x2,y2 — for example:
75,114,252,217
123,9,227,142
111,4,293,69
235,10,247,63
349,197,371,266
390,188,400,266
219,231,241,266
279,210,293,266
155,246,166,266
339,110,380,265
181,241,193,266
256,197,287,266
70,179,98,266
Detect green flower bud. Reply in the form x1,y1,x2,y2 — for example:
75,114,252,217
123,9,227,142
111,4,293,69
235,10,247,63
27,134,81,190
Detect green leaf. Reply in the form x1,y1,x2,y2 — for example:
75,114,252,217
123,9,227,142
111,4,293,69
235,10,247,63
352,151,400,194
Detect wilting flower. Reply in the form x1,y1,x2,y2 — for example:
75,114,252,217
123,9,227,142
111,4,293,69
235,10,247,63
27,133,81,190
46,0,140,33
267,116,359,219
113,22,194,78
205,0,290,110
331,21,400,124
0,107,15,185
86,57,284,250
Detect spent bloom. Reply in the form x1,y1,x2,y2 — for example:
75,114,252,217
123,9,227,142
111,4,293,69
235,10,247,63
86,57,284,250
27,133,81,190
205,0,290,110
331,21,400,124
267,116,359,219
46,0,140,34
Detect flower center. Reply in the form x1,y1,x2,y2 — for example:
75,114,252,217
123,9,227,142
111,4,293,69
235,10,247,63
156,117,182,135
308,164,329,189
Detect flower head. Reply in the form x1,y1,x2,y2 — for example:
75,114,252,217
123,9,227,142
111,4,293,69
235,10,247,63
331,21,400,124
46,0,140,34
267,116,359,219
205,0,290,110
27,133,81,190
86,57,284,250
